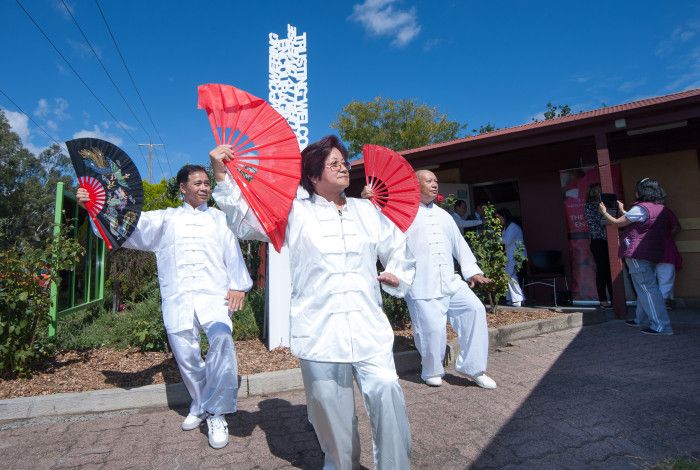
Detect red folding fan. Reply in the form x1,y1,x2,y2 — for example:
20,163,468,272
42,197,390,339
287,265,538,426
198,83,301,251
363,144,420,232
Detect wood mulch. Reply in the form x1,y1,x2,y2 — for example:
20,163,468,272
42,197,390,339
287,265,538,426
0,307,563,400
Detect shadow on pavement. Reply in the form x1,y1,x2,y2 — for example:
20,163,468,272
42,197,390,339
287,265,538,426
469,314,700,469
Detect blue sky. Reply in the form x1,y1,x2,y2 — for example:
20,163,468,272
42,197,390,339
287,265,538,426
2,0,699,182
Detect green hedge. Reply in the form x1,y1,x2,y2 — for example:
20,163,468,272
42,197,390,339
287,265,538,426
57,284,266,353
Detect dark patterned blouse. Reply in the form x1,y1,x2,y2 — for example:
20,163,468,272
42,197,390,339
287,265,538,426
584,202,607,240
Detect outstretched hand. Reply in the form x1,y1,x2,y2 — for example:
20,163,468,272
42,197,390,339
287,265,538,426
377,272,400,288
469,274,491,288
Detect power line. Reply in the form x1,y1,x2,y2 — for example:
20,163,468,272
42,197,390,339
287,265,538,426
94,0,173,177
59,0,152,143
0,87,63,148
58,0,167,182
14,0,149,170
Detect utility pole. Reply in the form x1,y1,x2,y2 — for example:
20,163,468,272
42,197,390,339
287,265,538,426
138,143,165,182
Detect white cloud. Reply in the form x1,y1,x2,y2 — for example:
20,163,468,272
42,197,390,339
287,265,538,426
3,108,31,141
656,21,700,57
1,107,49,155
350,0,421,47
34,97,70,121
619,78,647,92
67,38,101,59
53,0,76,18
665,46,700,91
34,98,49,118
73,124,124,146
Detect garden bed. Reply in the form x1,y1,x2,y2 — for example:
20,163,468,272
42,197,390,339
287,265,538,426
0,307,562,400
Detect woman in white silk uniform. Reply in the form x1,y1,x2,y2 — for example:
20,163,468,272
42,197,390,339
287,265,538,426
211,136,415,470
496,208,527,307
401,170,496,389
78,165,252,450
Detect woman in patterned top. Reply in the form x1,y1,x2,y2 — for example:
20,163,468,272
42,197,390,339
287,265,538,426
584,183,613,308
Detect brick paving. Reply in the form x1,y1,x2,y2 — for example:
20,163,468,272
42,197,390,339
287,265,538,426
1,319,698,469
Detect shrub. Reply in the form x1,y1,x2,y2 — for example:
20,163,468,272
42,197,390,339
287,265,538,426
58,284,267,353
0,233,84,378
232,289,265,341
382,290,411,329
464,204,510,312
57,279,164,351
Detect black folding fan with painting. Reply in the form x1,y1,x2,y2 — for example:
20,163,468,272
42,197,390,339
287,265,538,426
66,137,143,250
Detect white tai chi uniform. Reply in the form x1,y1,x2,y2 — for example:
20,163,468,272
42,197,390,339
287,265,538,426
122,202,252,417
213,176,416,470
405,202,489,381
502,222,526,306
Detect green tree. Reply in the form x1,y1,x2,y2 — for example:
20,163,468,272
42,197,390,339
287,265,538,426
331,97,465,157
534,102,572,121
471,123,496,135
0,111,74,248
464,204,510,313
142,179,181,211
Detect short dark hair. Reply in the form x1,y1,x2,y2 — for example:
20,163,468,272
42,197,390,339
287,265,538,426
301,135,349,196
177,165,208,186
635,178,666,203
453,200,467,211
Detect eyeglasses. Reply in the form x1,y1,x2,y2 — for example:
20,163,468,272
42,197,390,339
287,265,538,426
325,160,352,172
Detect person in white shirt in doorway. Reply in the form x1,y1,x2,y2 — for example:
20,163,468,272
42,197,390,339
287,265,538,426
451,199,483,232
210,135,416,470
365,170,497,389
77,165,252,450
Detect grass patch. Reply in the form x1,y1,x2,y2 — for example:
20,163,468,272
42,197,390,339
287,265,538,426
648,456,700,470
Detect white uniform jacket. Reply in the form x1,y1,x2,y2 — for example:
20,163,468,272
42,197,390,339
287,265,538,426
123,203,253,334
405,202,483,300
212,177,416,363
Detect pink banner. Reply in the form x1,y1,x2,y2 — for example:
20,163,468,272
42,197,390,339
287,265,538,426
560,166,623,301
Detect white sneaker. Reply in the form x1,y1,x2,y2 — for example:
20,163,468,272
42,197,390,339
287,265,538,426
181,413,205,431
424,376,442,387
469,373,497,389
207,416,229,449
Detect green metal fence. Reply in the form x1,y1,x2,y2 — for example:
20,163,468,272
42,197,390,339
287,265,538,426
48,182,106,338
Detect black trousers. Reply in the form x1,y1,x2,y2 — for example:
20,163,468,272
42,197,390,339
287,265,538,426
590,238,613,303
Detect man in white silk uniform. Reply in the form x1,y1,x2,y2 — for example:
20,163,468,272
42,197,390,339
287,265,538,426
77,165,252,450
405,170,497,389
211,136,415,470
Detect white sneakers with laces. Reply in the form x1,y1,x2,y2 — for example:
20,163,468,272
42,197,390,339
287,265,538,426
207,416,229,449
181,413,205,431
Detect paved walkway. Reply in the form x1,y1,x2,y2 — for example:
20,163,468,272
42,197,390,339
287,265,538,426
1,315,698,469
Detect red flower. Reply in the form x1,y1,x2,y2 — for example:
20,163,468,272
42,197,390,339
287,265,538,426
436,194,445,203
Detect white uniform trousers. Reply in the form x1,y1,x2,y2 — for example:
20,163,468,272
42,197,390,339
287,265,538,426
506,275,525,306
167,319,239,417
407,281,489,380
299,350,411,470
655,262,676,300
